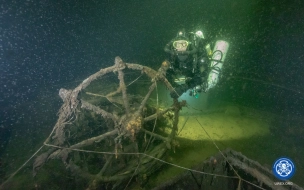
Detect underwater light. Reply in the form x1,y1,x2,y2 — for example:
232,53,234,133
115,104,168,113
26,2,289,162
177,90,209,113
155,81,270,142
168,108,270,142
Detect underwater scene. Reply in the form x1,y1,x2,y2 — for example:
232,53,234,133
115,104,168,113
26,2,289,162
1,0,304,189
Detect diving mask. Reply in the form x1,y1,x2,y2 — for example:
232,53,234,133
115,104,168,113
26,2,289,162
173,40,189,52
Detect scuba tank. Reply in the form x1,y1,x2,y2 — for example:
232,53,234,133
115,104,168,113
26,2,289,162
204,40,229,92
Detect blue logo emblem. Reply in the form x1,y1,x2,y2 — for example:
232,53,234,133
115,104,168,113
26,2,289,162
272,157,295,180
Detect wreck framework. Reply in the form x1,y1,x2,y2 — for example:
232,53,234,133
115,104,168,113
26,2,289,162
1,57,303,190
31,56,184,189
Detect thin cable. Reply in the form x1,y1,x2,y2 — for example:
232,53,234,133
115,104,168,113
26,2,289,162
0,145,45,189
1,98,267,190
127,73,143,87
195,118,267,190
124,81,159,190
43,142,236,179
43,141,266,189
144,81,159,151
177,116,189,136
0,118,60,188
196,118,241,179
230,76,303,95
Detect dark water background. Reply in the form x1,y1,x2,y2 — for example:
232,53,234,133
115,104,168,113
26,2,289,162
1,0,304,186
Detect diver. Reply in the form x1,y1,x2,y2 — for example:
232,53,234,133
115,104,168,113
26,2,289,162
164,29,229,98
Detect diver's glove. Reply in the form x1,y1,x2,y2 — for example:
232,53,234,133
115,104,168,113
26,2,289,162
170,84,189,98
